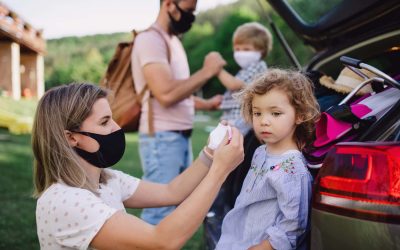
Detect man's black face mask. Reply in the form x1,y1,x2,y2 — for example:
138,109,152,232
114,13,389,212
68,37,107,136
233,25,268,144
168,2,195,35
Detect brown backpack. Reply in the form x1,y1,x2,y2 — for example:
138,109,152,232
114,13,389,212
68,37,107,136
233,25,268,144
100,28,169,134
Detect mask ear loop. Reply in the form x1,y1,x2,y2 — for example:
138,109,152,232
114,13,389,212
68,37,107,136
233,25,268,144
70,131,98,148
227,125,232,143
72,131,89,136
173,1,186,14
172,1,195,21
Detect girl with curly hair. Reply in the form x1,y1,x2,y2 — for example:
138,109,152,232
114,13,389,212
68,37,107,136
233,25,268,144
216,68,320,250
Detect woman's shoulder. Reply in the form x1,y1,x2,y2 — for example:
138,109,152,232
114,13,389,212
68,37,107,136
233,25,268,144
36,183,106,225
37,183,97,207
36,182,117,220
36,183,117,249
103,168,140,186
102,169,141,200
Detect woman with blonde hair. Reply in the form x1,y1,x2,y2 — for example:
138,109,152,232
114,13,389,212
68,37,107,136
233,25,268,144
32,82,243,249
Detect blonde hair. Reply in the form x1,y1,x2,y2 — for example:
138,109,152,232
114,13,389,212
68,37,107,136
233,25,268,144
32,83,110,198
233,22,273,58
239,68,320,149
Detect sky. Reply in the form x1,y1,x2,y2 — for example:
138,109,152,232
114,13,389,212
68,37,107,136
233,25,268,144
1,0,237,39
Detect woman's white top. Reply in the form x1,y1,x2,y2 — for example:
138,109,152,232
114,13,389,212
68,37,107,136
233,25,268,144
36,169,140,250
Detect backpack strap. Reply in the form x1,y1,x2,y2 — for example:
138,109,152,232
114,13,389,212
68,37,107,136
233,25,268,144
137,26,171,136
136,84,153,135
149,26,171,62
137,84,148,101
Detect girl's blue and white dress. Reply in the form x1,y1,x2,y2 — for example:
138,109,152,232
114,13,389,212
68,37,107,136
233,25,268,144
216,145,313,250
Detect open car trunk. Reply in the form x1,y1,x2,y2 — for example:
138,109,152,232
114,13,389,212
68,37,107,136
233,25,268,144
203,1,400,249
267,0,400,77
267,0,400,50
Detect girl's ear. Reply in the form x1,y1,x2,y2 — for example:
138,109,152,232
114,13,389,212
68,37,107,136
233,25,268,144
295,115,303,125
64,130,78,147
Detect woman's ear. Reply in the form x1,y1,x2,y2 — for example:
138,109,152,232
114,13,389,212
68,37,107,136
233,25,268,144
64,130,78,147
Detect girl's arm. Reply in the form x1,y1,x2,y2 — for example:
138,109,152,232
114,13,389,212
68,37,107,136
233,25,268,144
91,128,244,250
248,240,274,250
263,171,312,249
218,69,245,91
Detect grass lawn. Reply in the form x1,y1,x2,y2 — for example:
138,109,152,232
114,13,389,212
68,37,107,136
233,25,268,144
0,114,219,249
0,96,38,135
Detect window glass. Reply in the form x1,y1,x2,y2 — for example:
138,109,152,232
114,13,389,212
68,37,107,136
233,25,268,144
286,0,342,24
377,119,400,141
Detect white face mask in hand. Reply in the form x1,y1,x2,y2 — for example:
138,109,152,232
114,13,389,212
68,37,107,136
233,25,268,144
234,51,262,69
208,123,232,150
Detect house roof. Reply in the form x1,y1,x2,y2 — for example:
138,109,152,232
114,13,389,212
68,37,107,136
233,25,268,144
0,3,46,54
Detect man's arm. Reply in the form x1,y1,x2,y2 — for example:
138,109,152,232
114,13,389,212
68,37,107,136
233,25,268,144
143,52,225,108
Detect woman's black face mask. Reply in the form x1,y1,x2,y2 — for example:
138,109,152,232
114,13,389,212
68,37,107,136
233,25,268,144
168,2,195,35
73,129,126,169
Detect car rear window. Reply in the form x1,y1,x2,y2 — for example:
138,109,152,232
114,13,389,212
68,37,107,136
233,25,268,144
286,0,342,24
376,119,400,142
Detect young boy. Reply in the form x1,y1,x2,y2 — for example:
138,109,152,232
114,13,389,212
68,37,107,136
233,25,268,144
218,22,273,135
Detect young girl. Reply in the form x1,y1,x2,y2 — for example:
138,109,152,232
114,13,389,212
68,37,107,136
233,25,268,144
216,69,320,250
32,83,244,249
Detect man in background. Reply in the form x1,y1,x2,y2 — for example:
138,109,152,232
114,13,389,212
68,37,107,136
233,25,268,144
131,0,226,225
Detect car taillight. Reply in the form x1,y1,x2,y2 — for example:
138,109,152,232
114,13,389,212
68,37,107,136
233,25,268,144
313,142,400,223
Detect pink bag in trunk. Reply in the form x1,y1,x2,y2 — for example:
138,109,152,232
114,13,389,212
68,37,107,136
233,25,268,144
305,87,400,168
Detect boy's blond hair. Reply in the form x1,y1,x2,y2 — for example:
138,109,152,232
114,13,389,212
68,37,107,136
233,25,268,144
238,68,320,150
233,22,273,58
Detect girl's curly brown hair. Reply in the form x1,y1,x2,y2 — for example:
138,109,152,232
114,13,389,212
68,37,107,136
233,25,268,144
237,68,320,150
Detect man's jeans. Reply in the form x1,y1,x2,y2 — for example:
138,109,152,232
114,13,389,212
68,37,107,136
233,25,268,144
138,131,193,225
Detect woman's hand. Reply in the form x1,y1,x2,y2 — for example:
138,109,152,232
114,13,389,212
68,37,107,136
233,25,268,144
212,126,244,175
206,120,232,152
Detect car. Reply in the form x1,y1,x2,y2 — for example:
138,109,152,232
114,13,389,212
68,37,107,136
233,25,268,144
310,57,400,250
203,0,400,249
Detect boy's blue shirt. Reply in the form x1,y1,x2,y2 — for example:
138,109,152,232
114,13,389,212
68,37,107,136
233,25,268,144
220,60,267,135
